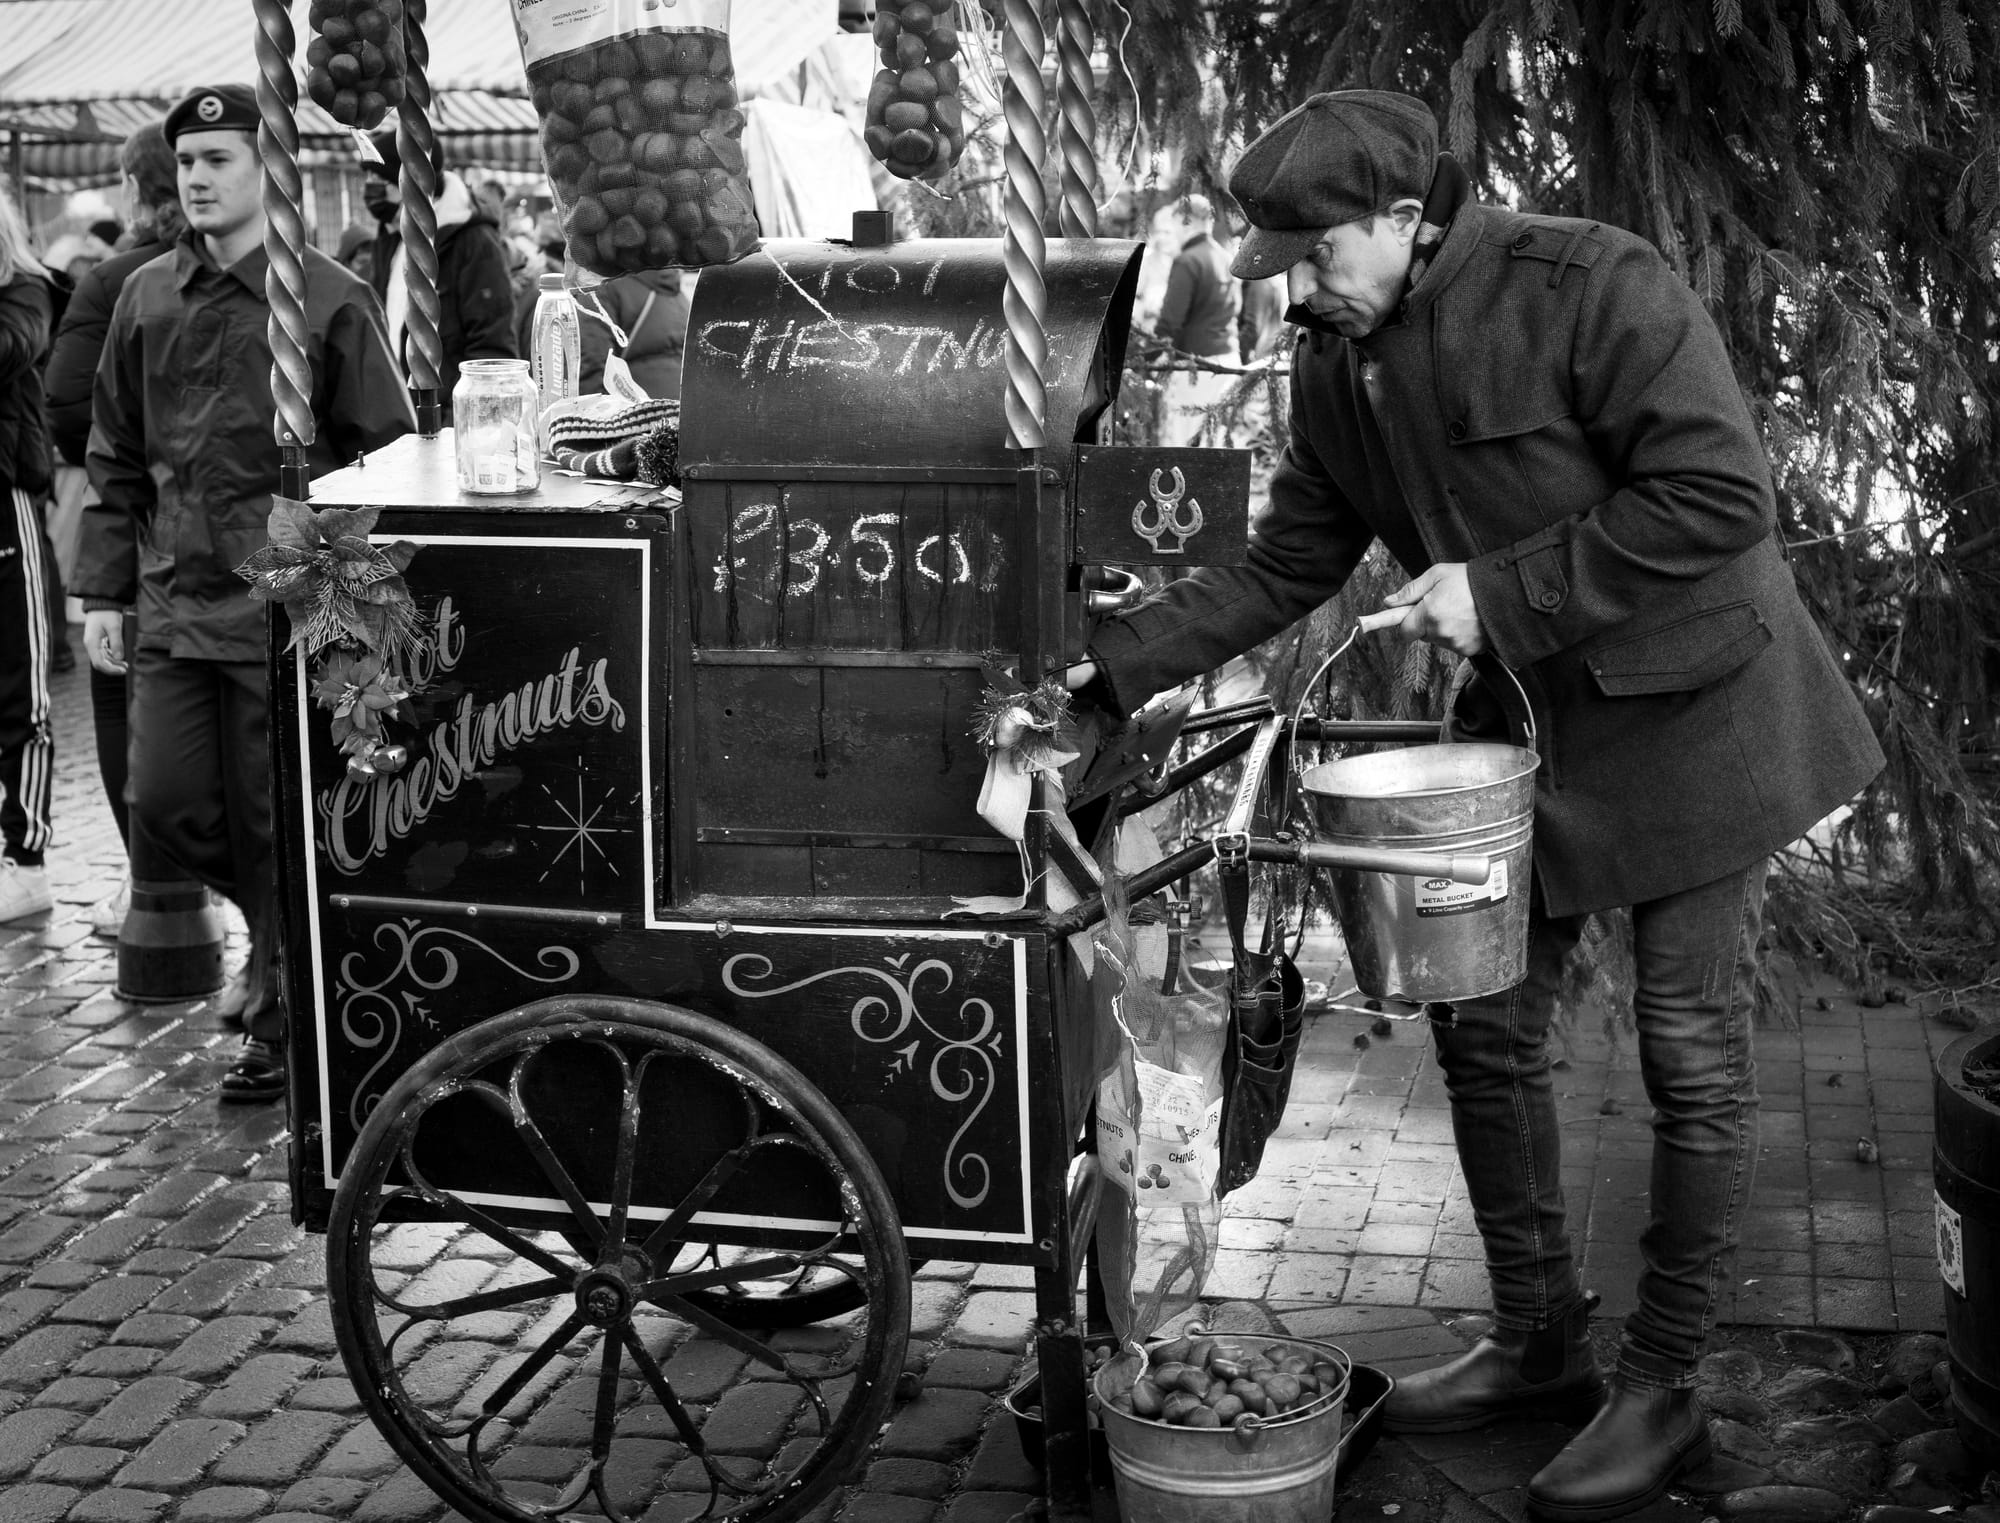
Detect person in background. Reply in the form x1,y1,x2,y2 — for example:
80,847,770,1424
75,85,413,1100
335,222,375,284
1238,270,1288,363
1150,193,1242,446
510,217,565,358
43,121,188,942
361,129,517,415
85,219,124,261
1067,90,1884,1521
578,268,692,400
0,181,58,926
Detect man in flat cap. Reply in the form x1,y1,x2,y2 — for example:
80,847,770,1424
75,84,413,1102
1070,91,1883,1520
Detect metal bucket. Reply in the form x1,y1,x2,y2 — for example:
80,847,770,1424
1094,1336,1351,1523
1299,743,1538,1002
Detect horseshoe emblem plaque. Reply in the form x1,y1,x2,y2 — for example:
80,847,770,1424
1069,445,1252,567
1131,467,1205,554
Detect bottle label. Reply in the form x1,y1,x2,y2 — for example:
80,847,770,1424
539,342,568,395
511,0,730,69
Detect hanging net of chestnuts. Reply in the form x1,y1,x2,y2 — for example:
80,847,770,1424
305,0,408,131
864,0,966,182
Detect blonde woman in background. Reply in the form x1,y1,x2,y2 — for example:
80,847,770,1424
0,179,59,924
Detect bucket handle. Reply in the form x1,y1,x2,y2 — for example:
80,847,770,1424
1280,620,1538,826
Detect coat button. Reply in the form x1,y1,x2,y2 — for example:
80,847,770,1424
1538,589,1561,608
1512,232,1534,250
1447,420,1467,441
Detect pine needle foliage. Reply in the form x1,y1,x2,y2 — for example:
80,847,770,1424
1068,0,2000,986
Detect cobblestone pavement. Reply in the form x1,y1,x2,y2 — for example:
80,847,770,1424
0,655,1961,1523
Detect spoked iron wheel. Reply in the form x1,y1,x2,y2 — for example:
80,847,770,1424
665,1245,874,1330
327,996,911,1523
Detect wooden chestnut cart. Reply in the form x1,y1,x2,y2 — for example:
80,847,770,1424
249,7,1490,1522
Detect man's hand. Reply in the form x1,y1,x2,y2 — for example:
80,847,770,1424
84,610,127,676
1376,563,1488,658
1063,661,1099,692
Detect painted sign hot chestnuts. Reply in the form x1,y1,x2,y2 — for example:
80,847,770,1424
305,0,407,129
864,0,966,182
524,29,760,276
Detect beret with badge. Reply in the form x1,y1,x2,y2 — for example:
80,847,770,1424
1228,90,1439,280
162,84,261,144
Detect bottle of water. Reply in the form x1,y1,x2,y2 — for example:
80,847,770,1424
530,271,580,449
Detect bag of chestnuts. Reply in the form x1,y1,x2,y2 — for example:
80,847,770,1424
306,0,407,130
865,0,966,182
509,0,760,279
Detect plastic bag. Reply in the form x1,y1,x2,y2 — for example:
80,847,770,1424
306,0,407,129
511,0,760,279
1092,818,1229,1347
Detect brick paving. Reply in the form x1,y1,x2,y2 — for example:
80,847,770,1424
0,655,1961,1523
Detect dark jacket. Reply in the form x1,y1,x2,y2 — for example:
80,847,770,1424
370,181,518,410
0,269,55,496
77,232,415,662
1089,202,1884,917
43,230,169,467
1154,232,1241,360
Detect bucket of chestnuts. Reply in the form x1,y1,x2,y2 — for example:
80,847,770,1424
1091,1328,1352,1523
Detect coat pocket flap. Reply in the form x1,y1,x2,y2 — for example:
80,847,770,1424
1587,601,1773,696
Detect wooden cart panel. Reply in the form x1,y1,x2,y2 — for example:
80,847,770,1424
294,906,1043,1247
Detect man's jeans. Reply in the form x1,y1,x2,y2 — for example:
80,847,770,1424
1432,860,1766,1387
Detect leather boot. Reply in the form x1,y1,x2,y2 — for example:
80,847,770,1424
1383,1300,1603,1433
1526,1377,1710,1522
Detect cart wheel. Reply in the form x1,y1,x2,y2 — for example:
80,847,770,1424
328,996,911,1523
670,1245,934,1330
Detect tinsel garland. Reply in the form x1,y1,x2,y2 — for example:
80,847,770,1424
236,499,428,776
971,674,1079,772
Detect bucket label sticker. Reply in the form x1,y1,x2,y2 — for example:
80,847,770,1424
1937,1190,1966,1295
1414,858,1509,918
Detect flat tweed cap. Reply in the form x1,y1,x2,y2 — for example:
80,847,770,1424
163,84,260,143
1228,91,1439,279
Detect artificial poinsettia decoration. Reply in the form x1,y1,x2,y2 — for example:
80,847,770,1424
236,498,430,777
236,498,422,659
310,650,414,772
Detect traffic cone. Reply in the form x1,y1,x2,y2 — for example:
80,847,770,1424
114,877,226,1003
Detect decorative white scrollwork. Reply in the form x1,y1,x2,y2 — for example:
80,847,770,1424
1131,465,1205,554
337,918,582,1131
721,951,1004,1210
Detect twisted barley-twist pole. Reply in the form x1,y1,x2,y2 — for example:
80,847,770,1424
1054,0,1098,240
253,0,315,499
1000,0,1048,451
397,0,443,434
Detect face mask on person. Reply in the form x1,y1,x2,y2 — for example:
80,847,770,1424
364,182,399,224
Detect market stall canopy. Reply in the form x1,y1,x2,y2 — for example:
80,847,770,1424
2,0,841,180
0,0,837,102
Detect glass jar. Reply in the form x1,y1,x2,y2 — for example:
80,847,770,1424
453,359,540,496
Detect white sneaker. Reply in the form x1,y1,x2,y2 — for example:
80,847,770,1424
89,881,131,941
0,858,54,924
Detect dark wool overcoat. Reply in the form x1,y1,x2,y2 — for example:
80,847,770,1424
1089,201,1885,917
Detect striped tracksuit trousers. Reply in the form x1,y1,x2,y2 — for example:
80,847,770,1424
1,483,54,868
